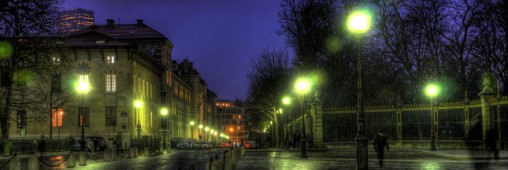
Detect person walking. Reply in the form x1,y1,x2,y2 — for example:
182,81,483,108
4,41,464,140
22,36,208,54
373,130,389,168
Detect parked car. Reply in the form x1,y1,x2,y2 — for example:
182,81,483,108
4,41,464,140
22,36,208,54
72,138,94,152
86,136,108,151
171,138,196,149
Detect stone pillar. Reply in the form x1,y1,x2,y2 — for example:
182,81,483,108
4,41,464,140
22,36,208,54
312,98,323,148
478,72,498,148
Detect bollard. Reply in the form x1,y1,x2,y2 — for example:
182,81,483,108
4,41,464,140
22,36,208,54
28,154,39,170
111,149,117,161
212,160,221,170
79,151,87,166
128,148,134,158
133,148,138,158
9,156,20,170
231,149,237,164
104,149,111,162
144,147,149,156
66,153,76,168
206,156,213,170
225,153,232,170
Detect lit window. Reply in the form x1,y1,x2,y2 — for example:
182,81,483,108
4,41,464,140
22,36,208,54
52,56,61,65
106,55,115,63
106,73,116,92
52,107,63,127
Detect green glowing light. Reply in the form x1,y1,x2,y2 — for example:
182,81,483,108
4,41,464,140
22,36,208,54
425,84,440,97
347,9,372,34
282,96,291,105
294,77,311,94
0,42,12,59
160,108,168,116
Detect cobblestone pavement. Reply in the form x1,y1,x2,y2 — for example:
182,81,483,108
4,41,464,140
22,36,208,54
2,149,507,170
234,150,508,170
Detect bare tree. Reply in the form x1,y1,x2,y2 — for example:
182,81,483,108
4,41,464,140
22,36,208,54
0,0,61,138
247,49,292,147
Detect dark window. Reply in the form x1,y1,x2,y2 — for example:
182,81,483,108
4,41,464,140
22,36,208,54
51,74,62,93
105,106,117,126
78,107,90,127
17,110,27,128
1,71,9,87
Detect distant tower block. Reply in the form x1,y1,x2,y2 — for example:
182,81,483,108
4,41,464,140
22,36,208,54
59,8,95,34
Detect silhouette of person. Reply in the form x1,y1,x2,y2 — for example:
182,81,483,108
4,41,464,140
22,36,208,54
466,115,489,169
373,130,389,168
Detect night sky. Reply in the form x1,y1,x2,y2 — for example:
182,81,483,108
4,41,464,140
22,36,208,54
63,0,289,101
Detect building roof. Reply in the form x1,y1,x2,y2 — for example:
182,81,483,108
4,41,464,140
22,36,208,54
71,19,167,40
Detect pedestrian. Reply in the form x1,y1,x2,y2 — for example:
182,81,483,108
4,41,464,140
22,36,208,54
465,115,488,169
373,130,389,168
38,135,47,154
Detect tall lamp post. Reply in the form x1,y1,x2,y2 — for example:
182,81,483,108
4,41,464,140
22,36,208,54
282,96,291,149
425,84,439,151
347,8,372,170
190,121,195,140
135,100,142,139
161,108,168,150
294,77,311,158
76,66,90,150
198,124,203,142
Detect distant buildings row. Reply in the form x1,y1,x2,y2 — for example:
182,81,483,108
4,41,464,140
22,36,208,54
1,8,249,147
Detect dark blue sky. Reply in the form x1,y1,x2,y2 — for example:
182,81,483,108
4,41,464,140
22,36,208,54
63,0,289,100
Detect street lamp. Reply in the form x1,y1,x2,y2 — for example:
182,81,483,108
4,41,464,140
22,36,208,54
190,121,195,140
161,108,168,150
294,77,311,158
135,100,142,139
347,8,372,170
205,127,210,141
75,68,90,150
282,96,291,149
425,83,440,151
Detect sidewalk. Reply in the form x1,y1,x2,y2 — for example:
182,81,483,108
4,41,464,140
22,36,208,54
246,148,508,160
412,149,508,160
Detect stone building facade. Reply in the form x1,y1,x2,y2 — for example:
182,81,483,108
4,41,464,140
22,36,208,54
7,19,219,148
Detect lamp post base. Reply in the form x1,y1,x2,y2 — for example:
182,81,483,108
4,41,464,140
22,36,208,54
355,136,368,170
430,134,437,151
300,138,307,158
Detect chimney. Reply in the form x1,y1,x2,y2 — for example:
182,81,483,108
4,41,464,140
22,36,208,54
136,19,143,26
106,19,115,27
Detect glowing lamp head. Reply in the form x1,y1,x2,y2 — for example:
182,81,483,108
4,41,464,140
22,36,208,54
76,80,90,94
134,100,142,108
282,96,291,105
205,127,209,132
160,108,168,116
294,78,311,94
199,124,203,129
425,84,440,97
190,121,195,126
347,9,372,34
